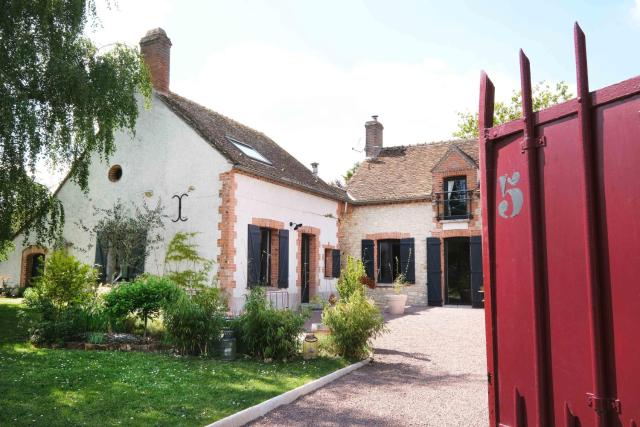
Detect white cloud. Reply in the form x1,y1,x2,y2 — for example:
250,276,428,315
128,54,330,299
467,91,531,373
174,43,517,182
633,0,640,22
90,0,172,48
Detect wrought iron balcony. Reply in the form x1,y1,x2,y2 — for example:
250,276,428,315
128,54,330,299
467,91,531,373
434,189,475,221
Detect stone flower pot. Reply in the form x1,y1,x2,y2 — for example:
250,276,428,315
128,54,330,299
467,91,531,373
387,294,408,315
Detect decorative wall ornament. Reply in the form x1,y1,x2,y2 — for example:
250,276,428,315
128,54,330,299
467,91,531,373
172,193,188,222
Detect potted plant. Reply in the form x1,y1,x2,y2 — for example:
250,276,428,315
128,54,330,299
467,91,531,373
387,273,408,315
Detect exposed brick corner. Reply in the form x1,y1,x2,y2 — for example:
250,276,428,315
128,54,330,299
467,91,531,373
217,171,237,292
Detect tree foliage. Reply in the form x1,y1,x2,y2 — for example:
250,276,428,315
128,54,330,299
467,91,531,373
454,81,573,139
1,1,151,252
343,162,360,183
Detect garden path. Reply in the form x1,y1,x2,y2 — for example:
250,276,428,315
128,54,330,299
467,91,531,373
250,306,489,426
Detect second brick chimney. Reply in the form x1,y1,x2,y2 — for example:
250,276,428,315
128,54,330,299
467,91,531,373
140,28,172,93
365,115,383,158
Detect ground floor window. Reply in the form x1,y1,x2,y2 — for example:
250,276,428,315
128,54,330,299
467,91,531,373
378,239,401,283
248,224,289,288
361,237,415,284
259,228,272,286
324,248,341,278
25,253,45,287
94,231,146,283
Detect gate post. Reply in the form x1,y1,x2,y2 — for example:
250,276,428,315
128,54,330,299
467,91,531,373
574,23,609,427
478,71,497,426
519,50,551,427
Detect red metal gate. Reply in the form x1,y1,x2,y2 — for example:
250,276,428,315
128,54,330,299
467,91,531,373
479,23,640,427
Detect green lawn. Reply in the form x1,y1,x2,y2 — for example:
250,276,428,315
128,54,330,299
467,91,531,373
0,299,348,426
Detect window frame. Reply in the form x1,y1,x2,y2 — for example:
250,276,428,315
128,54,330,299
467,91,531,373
377,239,402,284
443,176,470,220
227,136,272,165
258,227,272,286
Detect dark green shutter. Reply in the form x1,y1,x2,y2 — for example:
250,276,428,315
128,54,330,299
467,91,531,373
470,236,484,308
94,233,107,283
332,249,341,278
278,229,289,288
399,238,415,283
127,230,147,280
427,237,442,306
361,240,374,279
247,224,261,288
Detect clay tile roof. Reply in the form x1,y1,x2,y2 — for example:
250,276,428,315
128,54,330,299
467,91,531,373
346,139,478,203
157,92,345,200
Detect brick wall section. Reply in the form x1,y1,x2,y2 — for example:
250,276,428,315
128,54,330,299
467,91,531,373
20,246,47,287
217,171,237,292
139,29,172,93
431,149,481,230
296,226,320,299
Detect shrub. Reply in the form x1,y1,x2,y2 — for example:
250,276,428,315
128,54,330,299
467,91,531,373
236,287,308,360
322,290,386,359
30,250,99,308
23,251,102,343
104,275,182,337
336,256,366,300
323,257,386,359
164,287,227,356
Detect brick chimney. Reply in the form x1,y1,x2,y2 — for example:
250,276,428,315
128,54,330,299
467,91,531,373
365,115,383,158
139,28,172,93
311,162,319,177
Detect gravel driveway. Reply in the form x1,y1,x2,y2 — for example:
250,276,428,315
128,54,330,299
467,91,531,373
249,306,489,427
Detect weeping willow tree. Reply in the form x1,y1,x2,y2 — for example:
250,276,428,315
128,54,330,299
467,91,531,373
0,0,151,260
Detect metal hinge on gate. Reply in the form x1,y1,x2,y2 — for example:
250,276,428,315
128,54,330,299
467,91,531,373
520,135,547,153
586,393,621,414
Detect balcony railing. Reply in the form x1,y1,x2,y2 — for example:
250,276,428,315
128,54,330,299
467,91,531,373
434,189,475,220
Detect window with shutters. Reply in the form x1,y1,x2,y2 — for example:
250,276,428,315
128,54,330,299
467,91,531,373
362,237,415,285
247,224,289,288
94,230,146,283
259,228,272,286
378,239,401,283
324,248,333,278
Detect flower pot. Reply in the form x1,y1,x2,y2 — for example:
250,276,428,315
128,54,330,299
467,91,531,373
387,294,408,315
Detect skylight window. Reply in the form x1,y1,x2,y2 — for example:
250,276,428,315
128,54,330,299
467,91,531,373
227,137,272,165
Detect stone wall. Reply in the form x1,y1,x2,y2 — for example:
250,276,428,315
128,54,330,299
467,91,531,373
339,200,432,305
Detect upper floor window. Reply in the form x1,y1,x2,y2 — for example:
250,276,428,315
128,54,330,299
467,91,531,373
443,176,469,219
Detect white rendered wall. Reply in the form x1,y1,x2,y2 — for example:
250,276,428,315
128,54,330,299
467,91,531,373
232,173,340,312
0,93,231,286
340,201,435,288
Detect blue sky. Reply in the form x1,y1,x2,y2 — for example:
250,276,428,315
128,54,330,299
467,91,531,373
47,0,639,186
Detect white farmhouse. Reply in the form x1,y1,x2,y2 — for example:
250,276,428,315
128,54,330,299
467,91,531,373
0,29,344,312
